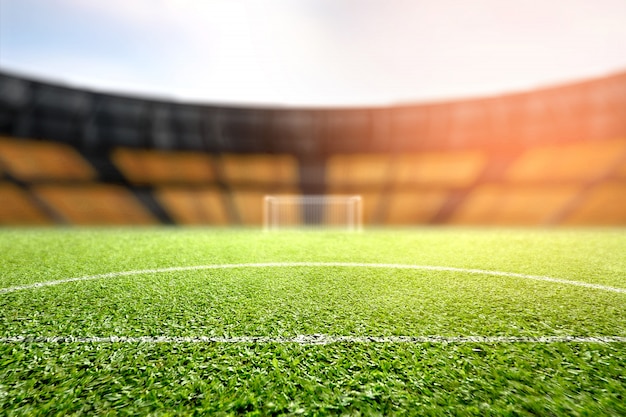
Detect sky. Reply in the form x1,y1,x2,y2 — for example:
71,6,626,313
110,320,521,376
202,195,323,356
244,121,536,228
0,0,625,107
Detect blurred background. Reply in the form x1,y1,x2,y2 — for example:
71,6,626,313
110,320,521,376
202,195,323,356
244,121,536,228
0,0,625,227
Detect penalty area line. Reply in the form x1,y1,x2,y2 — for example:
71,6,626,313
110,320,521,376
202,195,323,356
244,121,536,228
1,335,625,345
1,262,625,295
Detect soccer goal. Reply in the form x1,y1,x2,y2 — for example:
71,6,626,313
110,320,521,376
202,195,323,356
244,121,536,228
264,195,363,231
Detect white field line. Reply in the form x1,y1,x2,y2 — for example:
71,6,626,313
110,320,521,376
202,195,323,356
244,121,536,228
1,262,625,295
1,335,625,345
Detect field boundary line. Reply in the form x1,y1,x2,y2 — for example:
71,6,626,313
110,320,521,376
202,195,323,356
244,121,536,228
1,335,625,345
1,262,625,295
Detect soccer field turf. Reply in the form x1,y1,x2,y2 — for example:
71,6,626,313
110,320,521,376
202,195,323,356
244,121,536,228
1,227,625,415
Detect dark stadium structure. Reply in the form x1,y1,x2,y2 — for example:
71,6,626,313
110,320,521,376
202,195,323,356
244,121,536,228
0,70,625,226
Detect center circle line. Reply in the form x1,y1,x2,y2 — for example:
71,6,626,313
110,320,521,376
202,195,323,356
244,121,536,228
1,262,624,295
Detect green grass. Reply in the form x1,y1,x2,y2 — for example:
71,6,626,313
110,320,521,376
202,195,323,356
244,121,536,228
0,227,625,415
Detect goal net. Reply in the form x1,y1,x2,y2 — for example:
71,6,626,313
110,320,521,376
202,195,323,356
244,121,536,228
264,195,363,231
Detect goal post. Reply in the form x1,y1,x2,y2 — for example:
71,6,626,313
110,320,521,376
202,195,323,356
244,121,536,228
264,195,363,231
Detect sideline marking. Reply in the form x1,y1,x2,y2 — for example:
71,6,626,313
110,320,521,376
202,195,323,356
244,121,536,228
1,335,625,345
1,262,625,295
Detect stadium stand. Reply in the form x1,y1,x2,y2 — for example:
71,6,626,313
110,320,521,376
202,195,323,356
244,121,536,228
562,182,626,225
384,190,449,224
33,185,157,225
229,189,275,226
230,188,300,226
505,138,626,183
449,185,581,225
0,70,624,226
155,187,229,225
0,137,96,181
219,154,299,187
216,153,301,226
0,182,51,225
326,154,391,188
391,151,485,187
617,158,626,179
111,148,216,185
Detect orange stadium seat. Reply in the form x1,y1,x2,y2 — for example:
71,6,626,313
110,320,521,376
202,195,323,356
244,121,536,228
392,151,486,188
562,182,626,225
33,185,156,225
0,182,51,225
505,138,626,183
219,154,299,186
326,154,391,188
384,190,449,224
0,137,96,181
112,148,216,184
155,187,230,225
229,189,270,226
615,157,626,179
450,185,580,225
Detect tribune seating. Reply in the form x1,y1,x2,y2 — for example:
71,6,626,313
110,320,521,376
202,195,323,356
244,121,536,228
1,133,624,226
505,138,626,183
0,137,96,181
562,182,626,225
0,182,51,225
229,188,300,226
384,190,449,224
219,154,299,186
449,185,581,225
155,187,229,225
32,185,156,225
615,157,626,179
391,151,486,187
325,151,485,225
326,154,391,188
112,148,216,184
229,189,269,226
